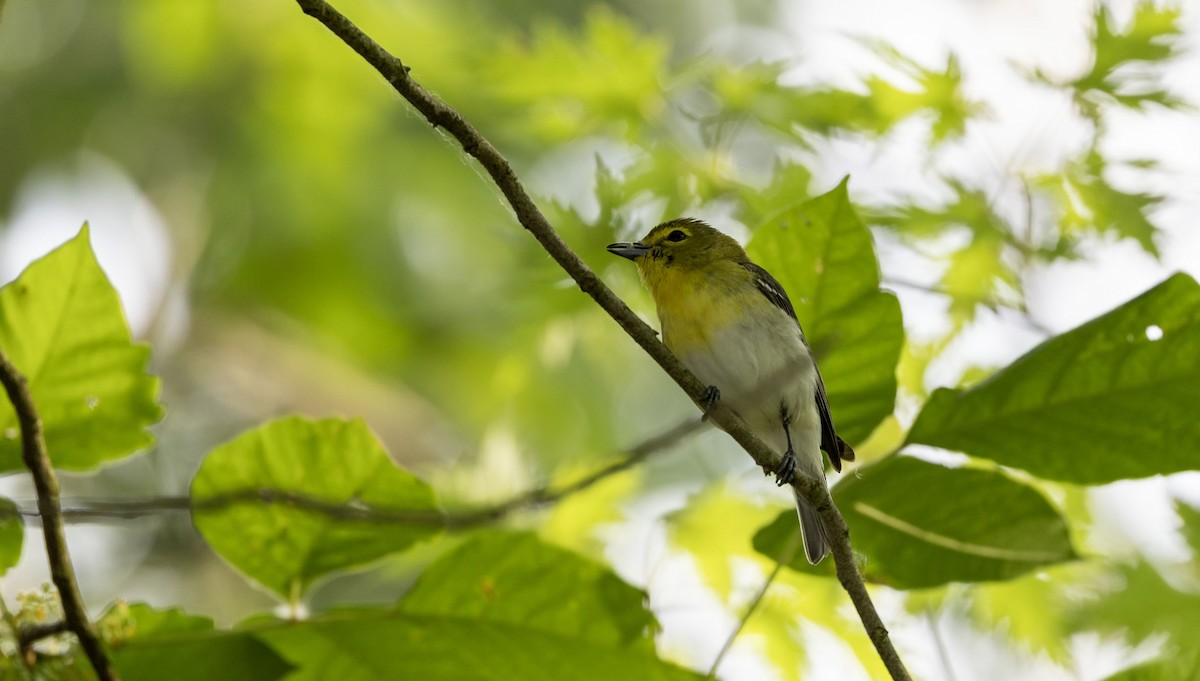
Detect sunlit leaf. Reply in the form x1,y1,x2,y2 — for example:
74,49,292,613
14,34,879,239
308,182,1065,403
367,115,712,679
0,497,20,575
482,7,667,142
1071,560,1200,648
0,225,163,472
754,456,1076,588
722,51,979,143
908,273,1200,482
1070,3,1185,111
1039,150,1163,256
738,160,814,228
746,178,903,444
108,603,291,681
539,462,641,559
1177,501,1200,562
399,531,657,648
191,416,440,599
668,481,781,600
874,181,1020,325
1099,650,1200,681
259,607,702,681
966,563,1105,662
267,536,689,681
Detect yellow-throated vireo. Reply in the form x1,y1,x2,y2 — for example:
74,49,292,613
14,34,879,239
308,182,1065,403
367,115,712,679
608,218,854,564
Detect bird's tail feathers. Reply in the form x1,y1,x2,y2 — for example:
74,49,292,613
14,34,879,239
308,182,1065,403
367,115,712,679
793,489,829,564
836,436,856,463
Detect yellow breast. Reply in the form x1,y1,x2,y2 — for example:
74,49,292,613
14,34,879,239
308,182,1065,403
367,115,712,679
639,263,758,355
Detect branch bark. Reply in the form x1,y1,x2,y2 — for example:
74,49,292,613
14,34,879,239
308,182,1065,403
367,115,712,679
0,349,119,681
291,2,911,679
10,416,704,525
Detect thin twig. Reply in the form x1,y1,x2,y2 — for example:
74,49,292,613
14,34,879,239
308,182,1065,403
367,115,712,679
708,527,801,678
0,349,119,681
926,609,958,681
10,417,705,526
290,3,910,679
18,620,70,650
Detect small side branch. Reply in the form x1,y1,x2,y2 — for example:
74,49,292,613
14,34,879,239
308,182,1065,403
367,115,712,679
12,416,705,526
0,349,119,681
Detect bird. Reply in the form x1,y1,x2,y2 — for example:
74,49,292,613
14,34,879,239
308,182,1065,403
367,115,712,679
608,218,854,564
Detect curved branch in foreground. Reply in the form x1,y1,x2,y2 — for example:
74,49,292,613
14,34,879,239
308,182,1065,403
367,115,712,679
291,2,911,679
0,349,119,681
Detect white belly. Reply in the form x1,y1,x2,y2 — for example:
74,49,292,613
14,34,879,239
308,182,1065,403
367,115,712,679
676,314,823,478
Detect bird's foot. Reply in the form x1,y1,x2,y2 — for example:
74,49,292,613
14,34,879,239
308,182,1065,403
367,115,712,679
700,385,720,421
774,449,797,487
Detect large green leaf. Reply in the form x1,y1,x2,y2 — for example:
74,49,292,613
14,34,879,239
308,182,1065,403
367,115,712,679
399,531,656,648
0,225,163,472
259,612,702,681
0,496,21,575
261,532,694,680
191,416,440,599
109,604,291,681
745,178,903,444
753,456,1076,589
907,273,1200,483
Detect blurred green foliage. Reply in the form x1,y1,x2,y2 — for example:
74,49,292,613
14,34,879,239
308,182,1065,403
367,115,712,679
0,0,1197,679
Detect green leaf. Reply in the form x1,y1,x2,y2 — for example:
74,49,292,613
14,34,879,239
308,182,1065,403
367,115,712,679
746,178,903,444
1071,560,1200,648
482,7,667,143
1039,150,1163,256
108,604,291,681
258,533,690,680
398,531,656,648
668,481,784,600
908,273,1200,483
1099,651,1200,681
191,416,440,599
753,456,1076,589
259,610,703,681
0,496,21,575
1070,3,1185,111
1177,501,1200,560
874,181,1020,325
723,51,980,143
0,225,163,472
965,562,1105,662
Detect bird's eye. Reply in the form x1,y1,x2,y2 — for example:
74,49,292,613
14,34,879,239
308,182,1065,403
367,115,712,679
666,230,688,242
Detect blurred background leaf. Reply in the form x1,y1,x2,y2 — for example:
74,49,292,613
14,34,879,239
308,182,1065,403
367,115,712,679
0,497,21,574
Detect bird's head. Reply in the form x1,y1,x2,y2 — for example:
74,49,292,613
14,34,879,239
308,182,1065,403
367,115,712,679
607,219,748,291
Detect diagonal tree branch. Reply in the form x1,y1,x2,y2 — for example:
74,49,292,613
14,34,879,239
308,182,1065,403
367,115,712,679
291,2,910,679
0,348,119,681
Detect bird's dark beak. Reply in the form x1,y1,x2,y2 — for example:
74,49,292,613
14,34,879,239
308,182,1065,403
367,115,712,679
607,242,651,261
